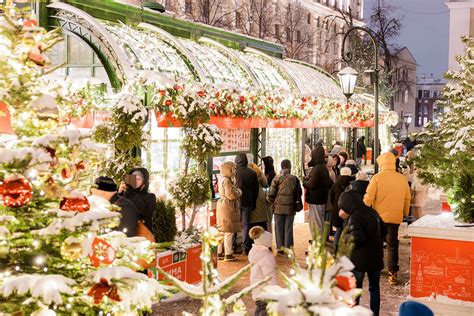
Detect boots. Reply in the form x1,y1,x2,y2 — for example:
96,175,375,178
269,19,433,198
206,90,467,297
388,272,398,285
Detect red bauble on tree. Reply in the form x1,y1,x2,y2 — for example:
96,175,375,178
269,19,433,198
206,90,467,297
60,191,90,212
0,175,33,208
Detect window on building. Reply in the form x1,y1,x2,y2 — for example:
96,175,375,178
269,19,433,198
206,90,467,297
307,13,311,24
325,21,329,31
185,0,192,14
286,27,291,42
317,17,320,27
415,102,421,127
423,90,430,98
296,30,302,43
275,24,280,39
403,89,409,103
433,90,438,98
236,12,242,29
202,0,210,20
417,90,422,99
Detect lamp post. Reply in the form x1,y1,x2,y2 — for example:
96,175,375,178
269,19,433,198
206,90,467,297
339,26,380,173
402,112,413,139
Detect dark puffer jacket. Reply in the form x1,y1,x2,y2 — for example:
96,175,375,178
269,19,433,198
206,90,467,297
303,146,333,205
340,190,387,272
267,169,302,215
329,175,352,228
235,154,259,209
350,180,369,197
123,167,157,232
110,193,139,237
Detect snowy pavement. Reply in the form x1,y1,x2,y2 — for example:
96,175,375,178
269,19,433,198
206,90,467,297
153,223,411,315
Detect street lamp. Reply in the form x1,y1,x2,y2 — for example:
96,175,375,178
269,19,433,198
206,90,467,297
338,67,359,99
340,26,380,173
403,112,413,138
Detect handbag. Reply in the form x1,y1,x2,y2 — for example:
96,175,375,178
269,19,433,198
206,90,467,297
136,220,155,243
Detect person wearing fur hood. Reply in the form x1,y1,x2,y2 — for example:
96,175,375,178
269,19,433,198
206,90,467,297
217,161,242,262
248,226,278,315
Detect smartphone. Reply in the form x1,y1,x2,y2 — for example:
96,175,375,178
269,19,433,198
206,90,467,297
123,174,137,189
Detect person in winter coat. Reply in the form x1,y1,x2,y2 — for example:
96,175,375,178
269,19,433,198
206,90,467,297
92,176,139,237
119,168,156,233
339,190,387,316
345,159,359,176
364,152,411,285
249,163,271,231
267,160,302,252
248,226,278,316
356,136,366,165
262,156,276,190
216,161,242,262
338,151,348,170
329,167,353,247
235,154,259,254
326,155,337,183
303,147,333,237
332,154,341,178
350,171,370,197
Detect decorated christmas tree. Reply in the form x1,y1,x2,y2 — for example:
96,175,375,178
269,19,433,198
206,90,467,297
414,37,474,223
0,5,169,315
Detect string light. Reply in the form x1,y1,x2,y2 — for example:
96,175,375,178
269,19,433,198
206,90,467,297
34,255,45,266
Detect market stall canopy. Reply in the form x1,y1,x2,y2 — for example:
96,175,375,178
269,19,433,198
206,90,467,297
45,2,395,130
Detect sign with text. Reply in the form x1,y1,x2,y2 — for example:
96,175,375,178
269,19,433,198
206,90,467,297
220,128,251,153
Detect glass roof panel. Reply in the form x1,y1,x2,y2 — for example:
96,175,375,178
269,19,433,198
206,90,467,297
279,61,345,100
180,39,252,87
237,51,291,91
103,23,194,81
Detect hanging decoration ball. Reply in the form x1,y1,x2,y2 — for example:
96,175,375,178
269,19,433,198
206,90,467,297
60,191,90,212
60,237,83,261
335,274,356,292
0,175,33,208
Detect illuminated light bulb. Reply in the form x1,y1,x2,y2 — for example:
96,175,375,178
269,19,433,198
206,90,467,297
15,266,20,271
68,297,73,302
35,256,45,265
43,267,48,272
5,270,11,277
132,256,138,261
66,304,72,309
40,191,45,196
290,269,295,275
122,228,128,233
32,240,40,248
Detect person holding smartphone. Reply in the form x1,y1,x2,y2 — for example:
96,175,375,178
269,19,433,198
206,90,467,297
119,167,157,233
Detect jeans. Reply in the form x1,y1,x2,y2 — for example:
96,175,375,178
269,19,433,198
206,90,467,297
241,206,252,253
353,270,381,316
255,300,267,316
308,204,325,238
274,213,295,249
386,223,400,273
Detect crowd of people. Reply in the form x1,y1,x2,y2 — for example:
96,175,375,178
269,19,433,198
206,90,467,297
216,139,419,316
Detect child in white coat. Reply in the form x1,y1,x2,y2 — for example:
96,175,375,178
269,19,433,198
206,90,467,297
248,226,278,316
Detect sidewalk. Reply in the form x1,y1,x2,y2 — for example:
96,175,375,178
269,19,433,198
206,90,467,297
153,223,411,315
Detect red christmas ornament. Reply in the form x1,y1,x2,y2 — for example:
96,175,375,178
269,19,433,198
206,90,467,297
60,193,90,212
0,176,33,208
88,278,121,304
197,90,206,97
75,161,85,171
165,99,172,107
239,96,245,103
335,275,356,291
61,167,71,179
89,237,116,267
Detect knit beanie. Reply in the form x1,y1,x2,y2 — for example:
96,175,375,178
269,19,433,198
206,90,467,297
94,176,117,192
355,171,369,181
340,167,352,176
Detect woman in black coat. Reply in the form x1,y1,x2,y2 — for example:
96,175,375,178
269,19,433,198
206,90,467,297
119,167,157,233
338,190,387,316
329,167,353,247
262,156,276,186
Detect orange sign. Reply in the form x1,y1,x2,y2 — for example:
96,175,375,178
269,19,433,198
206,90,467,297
410,236,474,302
0,102,14,134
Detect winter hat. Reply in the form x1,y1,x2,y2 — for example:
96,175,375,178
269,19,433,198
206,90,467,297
355,171,369,181
345,159,356,166
390,148,400,157
399,301,434,316
249,226,272,248
340,167,352,176
94,176,117,192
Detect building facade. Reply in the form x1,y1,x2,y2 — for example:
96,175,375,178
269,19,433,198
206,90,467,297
121,0,365,74
416,74,446,128
445,0,474,70
392,47,418,135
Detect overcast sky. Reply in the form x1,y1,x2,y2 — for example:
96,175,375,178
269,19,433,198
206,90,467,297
363,0,449,78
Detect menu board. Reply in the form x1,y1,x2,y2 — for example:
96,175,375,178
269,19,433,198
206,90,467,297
220,128,251,153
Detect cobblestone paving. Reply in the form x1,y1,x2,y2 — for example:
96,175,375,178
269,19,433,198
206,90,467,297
153,223,411,315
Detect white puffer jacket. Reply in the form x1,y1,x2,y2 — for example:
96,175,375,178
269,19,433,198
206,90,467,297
248,244,278,300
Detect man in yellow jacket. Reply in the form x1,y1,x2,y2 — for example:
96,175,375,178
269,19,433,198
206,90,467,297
364,152,411,285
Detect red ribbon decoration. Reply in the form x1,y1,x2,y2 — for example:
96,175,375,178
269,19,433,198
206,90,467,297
87,278,121,304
